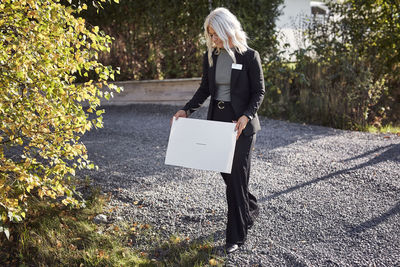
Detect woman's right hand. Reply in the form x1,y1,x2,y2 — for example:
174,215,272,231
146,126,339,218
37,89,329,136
170,110,187,125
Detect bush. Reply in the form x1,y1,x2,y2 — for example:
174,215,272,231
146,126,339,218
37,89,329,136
80,0,283,81
261,49,386,129
0,0,120,237
260,0,400,129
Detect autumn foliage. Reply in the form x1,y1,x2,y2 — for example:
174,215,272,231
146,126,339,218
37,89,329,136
0,0,120,237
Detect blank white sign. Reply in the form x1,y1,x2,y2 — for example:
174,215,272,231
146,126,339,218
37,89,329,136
165,117,236,173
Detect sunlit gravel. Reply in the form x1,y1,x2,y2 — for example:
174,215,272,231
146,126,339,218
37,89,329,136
79,104,400,267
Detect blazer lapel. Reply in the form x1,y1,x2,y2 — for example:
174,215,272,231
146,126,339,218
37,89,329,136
208,51,218,97
230,51,242,88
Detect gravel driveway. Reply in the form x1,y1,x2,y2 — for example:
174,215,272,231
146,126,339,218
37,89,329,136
79,104,400,266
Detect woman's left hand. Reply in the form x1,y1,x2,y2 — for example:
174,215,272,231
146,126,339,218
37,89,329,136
234,115,249,140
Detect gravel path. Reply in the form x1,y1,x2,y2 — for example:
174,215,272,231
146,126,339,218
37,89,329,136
79,104,400,266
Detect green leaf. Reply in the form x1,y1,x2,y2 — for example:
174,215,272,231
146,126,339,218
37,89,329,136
1,0,118,224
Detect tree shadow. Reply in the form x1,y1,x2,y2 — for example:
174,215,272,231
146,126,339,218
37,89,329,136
260,143,400,202
260,143,400,237
256,118,340,152
340,144,400,163
348,201,400,234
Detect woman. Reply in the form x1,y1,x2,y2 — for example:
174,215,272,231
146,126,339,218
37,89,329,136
172,7,265,254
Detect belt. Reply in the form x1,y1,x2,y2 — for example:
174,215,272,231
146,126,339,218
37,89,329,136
215,100,230,110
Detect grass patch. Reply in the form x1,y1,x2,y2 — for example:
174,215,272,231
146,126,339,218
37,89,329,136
150,235,223,267
364,124,400,135
0,187,224,266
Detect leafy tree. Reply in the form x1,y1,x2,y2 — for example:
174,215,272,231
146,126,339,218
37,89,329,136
80,0,283,80
333,0,400,125
0,0,120,238
80,0,209,80
260,0,400,129
308,0,400,126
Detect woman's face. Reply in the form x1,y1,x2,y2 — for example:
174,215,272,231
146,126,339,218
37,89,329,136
208,26,224,48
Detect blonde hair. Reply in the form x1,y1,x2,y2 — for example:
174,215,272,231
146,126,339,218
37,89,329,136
204,7,248,66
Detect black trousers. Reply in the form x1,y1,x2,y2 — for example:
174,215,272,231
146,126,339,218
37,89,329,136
211,100,259,245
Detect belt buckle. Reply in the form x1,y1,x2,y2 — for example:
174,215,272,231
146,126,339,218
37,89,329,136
217,101,225,110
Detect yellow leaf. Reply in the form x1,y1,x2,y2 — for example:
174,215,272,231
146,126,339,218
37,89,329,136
209,259,218,266
38,189,44,199
92,26,99,34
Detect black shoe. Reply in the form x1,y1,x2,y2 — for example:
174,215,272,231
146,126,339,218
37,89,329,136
226,243,239,254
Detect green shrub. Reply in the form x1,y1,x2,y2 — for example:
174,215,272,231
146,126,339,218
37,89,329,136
80,0,283,80
0,0,120,237
260,0,400,129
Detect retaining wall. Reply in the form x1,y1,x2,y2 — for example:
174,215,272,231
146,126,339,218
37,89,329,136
101,78,206,106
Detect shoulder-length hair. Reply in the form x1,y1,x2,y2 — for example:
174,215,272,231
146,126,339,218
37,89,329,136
204,7,248,67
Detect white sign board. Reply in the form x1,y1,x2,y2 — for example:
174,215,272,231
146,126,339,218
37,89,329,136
165,117,236,173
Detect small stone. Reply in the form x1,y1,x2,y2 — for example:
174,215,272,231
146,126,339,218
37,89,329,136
93,214,108,224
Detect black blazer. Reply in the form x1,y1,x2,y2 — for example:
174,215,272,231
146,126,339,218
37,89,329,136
182,48,265,136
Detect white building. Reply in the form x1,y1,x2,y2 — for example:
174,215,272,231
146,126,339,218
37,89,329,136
276,0,329,60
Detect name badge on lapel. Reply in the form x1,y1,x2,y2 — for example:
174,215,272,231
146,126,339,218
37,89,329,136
232,63,243,70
